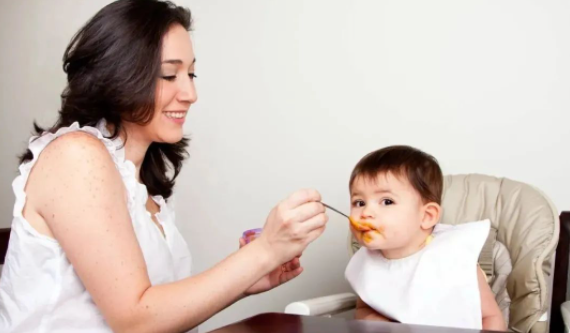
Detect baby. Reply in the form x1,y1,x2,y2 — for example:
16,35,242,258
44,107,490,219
345,145,506,331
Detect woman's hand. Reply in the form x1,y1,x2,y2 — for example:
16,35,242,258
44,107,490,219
257,189,328,266
239,238,303,295
240,189,328,296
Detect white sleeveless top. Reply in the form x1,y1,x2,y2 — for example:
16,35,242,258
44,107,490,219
345,220,490,330
0,122,193,332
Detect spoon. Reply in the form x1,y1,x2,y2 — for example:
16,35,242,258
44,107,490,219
321,202,377,232
321,202,350,219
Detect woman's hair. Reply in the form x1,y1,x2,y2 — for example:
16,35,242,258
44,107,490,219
20,0,192,199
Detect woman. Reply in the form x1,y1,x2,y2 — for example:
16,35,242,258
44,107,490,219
0,1,328,332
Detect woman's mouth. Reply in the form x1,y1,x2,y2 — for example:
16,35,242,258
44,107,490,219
163,110,187,124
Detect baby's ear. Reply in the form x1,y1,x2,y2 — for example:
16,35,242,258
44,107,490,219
421,202,441,230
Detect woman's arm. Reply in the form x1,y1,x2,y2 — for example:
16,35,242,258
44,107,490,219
28,132,327,333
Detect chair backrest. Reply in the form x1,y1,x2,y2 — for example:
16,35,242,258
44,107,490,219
0,228,10,265
347,174,559,333
441,174,558,333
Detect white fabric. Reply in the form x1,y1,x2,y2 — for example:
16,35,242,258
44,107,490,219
345,219,490,330
0,122,193,332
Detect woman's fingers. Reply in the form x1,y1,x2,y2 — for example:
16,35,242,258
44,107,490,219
281,189,322,210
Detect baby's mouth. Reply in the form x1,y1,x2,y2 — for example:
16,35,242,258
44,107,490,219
349,217,384,244
349,217,380,232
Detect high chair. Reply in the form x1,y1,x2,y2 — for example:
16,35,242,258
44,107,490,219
285,174,568,333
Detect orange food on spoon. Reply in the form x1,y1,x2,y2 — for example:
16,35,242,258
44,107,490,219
349,217,384,244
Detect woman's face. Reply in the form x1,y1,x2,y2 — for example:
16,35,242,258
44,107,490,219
129,23,197,144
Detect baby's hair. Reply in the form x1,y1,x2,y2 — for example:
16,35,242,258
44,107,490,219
349,145,443,205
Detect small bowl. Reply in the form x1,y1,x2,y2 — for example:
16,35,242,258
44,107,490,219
242,228,263,244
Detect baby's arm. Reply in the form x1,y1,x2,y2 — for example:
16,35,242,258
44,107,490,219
355,297,391,322
477,267,507,331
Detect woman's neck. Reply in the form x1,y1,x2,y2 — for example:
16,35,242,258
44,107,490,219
117,123,152,182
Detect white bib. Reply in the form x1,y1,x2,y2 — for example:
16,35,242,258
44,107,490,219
345,220,490,330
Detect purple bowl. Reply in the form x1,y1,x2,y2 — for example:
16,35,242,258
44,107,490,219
243,228,262,244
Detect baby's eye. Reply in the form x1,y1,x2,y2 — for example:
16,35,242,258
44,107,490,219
352,200,365,208
381,199,394,206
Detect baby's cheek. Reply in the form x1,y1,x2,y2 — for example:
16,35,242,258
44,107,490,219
350,228,362,242
365,236,385,250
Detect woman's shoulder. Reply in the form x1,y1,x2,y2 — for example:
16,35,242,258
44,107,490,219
36,130,116,172
45,129,110,152
26,127,123,200
21,126,128,237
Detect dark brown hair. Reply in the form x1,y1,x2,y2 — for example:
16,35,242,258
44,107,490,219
349,145,443,204
20,0,192,199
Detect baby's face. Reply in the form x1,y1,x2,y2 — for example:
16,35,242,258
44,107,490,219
350,172,425,251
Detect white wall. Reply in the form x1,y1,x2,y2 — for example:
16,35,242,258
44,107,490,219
1,1,569,332
182,1,570,331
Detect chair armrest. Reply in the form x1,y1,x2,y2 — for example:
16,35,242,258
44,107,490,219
562,301,570,332
551,212,570,333
284,292,357,316
0,228,10,265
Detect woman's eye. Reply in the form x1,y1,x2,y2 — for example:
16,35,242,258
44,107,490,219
161,75,176,81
